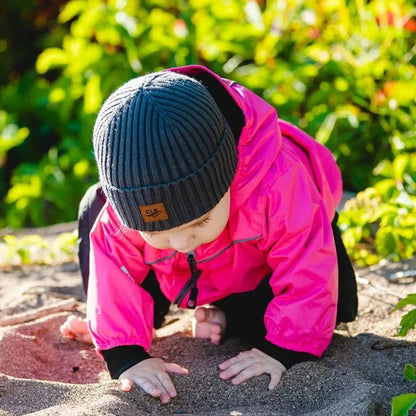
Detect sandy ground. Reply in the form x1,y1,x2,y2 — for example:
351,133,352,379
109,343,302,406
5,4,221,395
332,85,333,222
0,223,415,415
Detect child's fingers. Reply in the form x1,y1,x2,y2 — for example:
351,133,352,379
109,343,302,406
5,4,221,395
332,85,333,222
231,365,283,388
124,369,184,402
157,371,178,400
137,378,163,398
268,371,283,390
138,373,177,403
164,362,189,374
219,357,249,380
194,307,208,322
195,306,219,323
219,349,286,388
210,332,221,344
118,359,188,403
123,375,166,401
229,361,277,385
218,352,244,371
120,377,134,392
59,327,75,338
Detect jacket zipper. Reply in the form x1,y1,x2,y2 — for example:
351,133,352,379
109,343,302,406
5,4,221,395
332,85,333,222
173,251,202,309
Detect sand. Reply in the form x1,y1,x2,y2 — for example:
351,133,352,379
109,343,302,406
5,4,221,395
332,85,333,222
0,224,415,415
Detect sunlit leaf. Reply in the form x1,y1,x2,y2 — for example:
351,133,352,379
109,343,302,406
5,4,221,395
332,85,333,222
59,0,86,23
5,175,42,203
316,113,337,145
84,74,102,114
396,309,416,337
393,154,410,181
396,191,413,208
394,294,416,311
73,159,90,177
245,0,264,30
49,87,66,103
36,48,68,74
391,393,416,416
384,81,416,105
373,179,397,199
403,364,416,382
0,116,29,155
116,11,138,36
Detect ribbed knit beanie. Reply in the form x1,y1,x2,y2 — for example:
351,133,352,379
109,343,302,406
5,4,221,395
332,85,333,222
93,70,237,231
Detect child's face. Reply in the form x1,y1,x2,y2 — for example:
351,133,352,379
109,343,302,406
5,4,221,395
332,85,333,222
139,190,230,253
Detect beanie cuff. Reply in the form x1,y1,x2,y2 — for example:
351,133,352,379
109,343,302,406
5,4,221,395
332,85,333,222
102,119,237,231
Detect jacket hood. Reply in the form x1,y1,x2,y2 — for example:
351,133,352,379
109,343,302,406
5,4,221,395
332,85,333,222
168,65,341,218
167,65,281,214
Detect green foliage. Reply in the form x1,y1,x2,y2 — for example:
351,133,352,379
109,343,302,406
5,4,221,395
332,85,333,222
390,295,416,415
392,393,416,416
0,111,29,163
0,231,77,267
0,111,29,196
394,294,416,337
403,364,416,382
339,152,416,266
0,0,415,233
391,365,416,416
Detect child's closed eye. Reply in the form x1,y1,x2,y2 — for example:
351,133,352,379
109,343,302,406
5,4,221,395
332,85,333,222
192,217,211,229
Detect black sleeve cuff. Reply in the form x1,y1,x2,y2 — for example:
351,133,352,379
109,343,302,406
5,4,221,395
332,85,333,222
255,339,317,370
101,345,151,379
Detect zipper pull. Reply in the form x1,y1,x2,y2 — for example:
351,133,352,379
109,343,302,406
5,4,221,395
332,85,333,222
173,252,202,308
187,251,197,271
187,285,199,309
186,251,201,309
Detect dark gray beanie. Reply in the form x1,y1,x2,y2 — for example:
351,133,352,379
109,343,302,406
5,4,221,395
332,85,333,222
93,70,237,231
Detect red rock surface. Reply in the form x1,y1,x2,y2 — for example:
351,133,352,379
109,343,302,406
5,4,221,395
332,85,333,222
0,313,108,384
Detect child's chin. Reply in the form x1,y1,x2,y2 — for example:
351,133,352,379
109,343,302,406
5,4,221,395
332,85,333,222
176,247,197,253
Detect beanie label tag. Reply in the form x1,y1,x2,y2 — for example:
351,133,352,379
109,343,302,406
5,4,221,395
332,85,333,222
139,202,169,223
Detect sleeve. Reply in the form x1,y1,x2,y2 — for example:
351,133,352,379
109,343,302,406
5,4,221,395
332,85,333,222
255,339,316,369
258,163,339,357
86,204,155,358
101,345,150,379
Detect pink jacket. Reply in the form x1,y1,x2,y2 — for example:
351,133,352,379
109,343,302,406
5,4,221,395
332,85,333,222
87,65,343,357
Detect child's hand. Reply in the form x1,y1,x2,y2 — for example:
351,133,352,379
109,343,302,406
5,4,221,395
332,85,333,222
118,358,189,403
218,348,286,390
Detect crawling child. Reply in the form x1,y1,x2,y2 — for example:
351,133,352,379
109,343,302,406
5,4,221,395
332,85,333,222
61,65,357,403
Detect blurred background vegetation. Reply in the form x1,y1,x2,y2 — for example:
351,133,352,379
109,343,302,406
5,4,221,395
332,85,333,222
0,0,415,266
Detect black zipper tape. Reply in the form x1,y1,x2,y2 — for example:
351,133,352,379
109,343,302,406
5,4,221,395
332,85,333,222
173,252,202,309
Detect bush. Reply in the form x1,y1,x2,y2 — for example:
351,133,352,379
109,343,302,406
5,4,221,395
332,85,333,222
1,0,415,233
339,152,416,265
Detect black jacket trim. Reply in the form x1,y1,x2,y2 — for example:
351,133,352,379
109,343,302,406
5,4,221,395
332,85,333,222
101,345,151,379
255,339,317,370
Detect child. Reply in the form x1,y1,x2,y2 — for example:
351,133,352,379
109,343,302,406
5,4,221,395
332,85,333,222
60,65,357,404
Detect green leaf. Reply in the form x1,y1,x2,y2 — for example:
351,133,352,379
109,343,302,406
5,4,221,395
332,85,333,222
316,113,337,145
396,191,414,208
84,74,102,114
386,81,416,106
59,0,87,23
393,154,410,182
396,309,416,337
395,294,416,311
403,364,416,382
373,179,397,200
391,393,416,416
115,10,138,36
36,48,68,74
244,0,264,30
375,227,398,256
373,159,394,177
